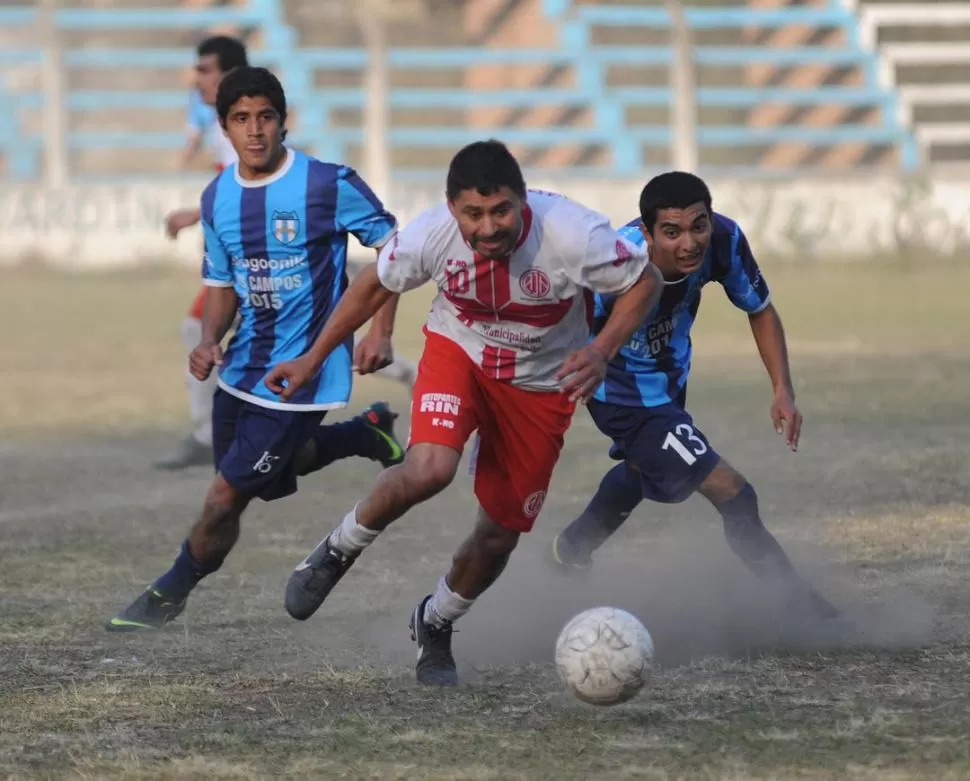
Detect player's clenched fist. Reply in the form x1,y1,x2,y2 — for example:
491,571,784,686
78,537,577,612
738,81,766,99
264,355,316,401
189,341,224,381
556,344,608,404
353,332,394,375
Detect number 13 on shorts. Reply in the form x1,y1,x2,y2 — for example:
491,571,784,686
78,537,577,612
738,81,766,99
662,423,709,465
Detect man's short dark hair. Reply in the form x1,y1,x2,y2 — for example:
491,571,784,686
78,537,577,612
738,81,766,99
197,35,249,74
446,139,526,201
216,66,287,130
639,172,713,234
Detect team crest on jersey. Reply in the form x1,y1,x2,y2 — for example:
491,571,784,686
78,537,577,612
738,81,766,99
519,268,551,299
523,490,547,519
272,211,300,245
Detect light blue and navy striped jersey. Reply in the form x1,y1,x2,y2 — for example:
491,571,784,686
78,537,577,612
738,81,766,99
201,148,397,410
592,212,770,409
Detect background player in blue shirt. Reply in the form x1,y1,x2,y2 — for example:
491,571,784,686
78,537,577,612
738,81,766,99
107,67,406,631
549,172,838,621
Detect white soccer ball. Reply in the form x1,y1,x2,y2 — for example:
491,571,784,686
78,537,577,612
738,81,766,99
554,606,655,706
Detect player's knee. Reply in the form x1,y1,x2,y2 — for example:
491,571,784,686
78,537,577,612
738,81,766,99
470,510,521,558
698,458,748,506
402,444,459,502
203,474,247,524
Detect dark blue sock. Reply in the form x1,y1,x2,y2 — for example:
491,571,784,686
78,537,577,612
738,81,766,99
297,418,383,476
152,540,221,603
717,483,798,582
561,462,644,556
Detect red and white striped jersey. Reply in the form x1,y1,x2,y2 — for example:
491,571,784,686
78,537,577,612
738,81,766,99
376,189,651,391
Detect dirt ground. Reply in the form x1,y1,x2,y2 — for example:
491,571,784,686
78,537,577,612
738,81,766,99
1,260,968,780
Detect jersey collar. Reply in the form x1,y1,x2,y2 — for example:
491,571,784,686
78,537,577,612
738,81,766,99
234,147,295,188
514,204,534,250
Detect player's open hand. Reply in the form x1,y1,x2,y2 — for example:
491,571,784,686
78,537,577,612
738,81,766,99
557,345,607,404
354,332,394,375
164,208,201,240
264,355,317,401
189,341,223,381
771,391,802,452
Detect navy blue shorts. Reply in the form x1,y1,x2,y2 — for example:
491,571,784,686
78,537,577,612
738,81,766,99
587,398,720,504
211,388,326,502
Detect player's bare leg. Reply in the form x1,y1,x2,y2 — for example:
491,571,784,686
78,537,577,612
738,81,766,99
444,509,519,598
284,443,460,622
696,459,839,620
106,475,251,631
155,316,216,470
285,441,522,686
408,508,520,685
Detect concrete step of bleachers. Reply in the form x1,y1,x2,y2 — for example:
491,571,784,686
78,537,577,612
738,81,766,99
854,1,970,163
282,0,466,48
0,0,924,179
10,1,254,177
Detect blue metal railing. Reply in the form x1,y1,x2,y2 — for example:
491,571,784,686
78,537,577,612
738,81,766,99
0,2,918,179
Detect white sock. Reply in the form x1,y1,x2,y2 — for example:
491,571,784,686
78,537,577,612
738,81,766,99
328,505,380,556
423,576,475,628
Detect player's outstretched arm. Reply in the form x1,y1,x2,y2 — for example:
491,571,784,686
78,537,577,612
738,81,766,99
557,264,663,403
591,264,663,361
165,207,202,239
354,257,402,375
265,264,393,400
748,303,802,452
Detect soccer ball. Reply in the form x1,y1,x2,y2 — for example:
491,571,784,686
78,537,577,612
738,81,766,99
554,606,655,706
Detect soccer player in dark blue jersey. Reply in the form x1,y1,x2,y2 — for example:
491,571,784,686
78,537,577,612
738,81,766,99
106,67,407,631
549,172,838,621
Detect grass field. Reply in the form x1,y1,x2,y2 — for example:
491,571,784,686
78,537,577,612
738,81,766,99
1,260,968,780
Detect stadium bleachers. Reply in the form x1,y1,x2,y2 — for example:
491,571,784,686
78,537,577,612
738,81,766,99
0,0,958,181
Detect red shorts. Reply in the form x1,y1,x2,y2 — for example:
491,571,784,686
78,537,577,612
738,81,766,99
409,331,575,533
188,287,207,319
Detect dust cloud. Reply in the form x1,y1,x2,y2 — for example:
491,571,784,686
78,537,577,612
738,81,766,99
451,521,937,671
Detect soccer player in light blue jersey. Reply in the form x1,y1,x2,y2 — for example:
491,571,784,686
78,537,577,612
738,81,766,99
549,172,839,622
157,37,417,471
107,67,406,631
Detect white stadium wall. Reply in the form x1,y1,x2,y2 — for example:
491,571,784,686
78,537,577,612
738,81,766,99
0,176,966,269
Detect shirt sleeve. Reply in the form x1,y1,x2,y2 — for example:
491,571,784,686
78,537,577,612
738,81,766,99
201,219,233,287
376,212,433,294
559,205,651,295
718,223,771,314
187,90,211,134
334,166,398,249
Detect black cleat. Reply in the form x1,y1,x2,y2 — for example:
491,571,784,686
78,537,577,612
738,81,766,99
547,532,593,576
285,537,357,621
105,588,186,632
410,595,458,686
806,590,842,622
787,586,842,623
359,402,405,468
